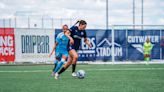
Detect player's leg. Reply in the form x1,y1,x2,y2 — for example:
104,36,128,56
144,54,147,61
51,58,60,76
54,55,67,79
51,52,61,76
54,56,67,73
57,47,78,77
69,49,78,76
144,51,150,64
58,56,72,75
52,58,60,72
146,53,151,61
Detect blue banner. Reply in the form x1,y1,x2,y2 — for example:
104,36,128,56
127,30,160,60
55,29,162,61
78,29,126,61
114,30,126,61
162,30,164,59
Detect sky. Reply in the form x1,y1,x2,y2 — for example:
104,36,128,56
0,0,164,28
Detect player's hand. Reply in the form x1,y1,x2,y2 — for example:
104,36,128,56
70,39,74,45
88,43,92,48
48,53,53,58
49,52,55,58
48,54,51,58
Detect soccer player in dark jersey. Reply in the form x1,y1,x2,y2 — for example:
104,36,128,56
56,20,92,78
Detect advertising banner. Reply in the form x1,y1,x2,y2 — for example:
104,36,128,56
0,28,15,62
127,30,160,60
55,29,125,61
162,30,164,59
55,29,162,61
15,28,54,62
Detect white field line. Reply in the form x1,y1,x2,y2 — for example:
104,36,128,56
87,68,164,71
0,68,164,73
0,70,50,73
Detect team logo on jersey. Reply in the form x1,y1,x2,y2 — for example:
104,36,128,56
81,32,84,35
69,46,72,49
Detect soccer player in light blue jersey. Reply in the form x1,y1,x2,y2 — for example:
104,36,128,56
49,25,74,79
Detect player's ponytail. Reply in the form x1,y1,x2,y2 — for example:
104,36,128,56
73,20,87,26
73,20,80,26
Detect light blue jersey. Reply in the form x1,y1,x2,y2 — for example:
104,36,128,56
55,32,69,57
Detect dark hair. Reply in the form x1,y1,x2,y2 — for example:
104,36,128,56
79,20,87,25
63,24,68,27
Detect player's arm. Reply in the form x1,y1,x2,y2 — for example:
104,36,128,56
84,38,92,48
83,31,92,48
65,30,74,45
49,42,58,57
49,34,61,57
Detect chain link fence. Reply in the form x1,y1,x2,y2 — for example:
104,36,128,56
0,17,75,29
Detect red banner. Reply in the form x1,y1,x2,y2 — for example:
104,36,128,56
0,28,15,62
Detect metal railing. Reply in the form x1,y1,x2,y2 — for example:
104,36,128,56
0,18,74,29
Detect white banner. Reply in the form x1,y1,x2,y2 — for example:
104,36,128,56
15,28,54,63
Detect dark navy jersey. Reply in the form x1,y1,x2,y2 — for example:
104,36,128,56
69,26,87,50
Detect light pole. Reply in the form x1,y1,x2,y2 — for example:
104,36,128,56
106,0,109,30
133,0,135,29
141,0,144,29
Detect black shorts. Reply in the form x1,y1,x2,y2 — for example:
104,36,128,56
68,45,78,51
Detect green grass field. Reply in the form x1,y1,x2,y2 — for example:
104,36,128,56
0,64,164,92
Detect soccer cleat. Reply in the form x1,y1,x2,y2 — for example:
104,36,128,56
55,73,59,80
72,72,77,77
51,72,55,77
146,61,149,65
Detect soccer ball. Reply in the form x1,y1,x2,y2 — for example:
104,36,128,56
76,70,85,79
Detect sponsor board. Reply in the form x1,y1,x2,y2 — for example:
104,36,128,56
15,28,54,62
127,30,160,60
0,28,15,62
55,29,162,61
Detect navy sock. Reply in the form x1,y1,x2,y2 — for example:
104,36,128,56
58,67,66,75
72,64,76,73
